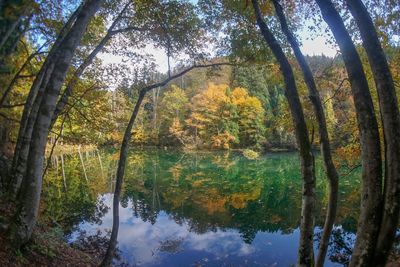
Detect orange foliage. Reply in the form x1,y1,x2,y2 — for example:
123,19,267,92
211,132,236,149
230,187,261,209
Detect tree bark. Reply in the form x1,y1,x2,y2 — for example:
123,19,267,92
50,2,136,127
346,0,400,265
251,1,316,265
7,0,103,248
314,1,383,266
9,1,85,197
100,91,145,267
9,61,55,196
271,1,339,266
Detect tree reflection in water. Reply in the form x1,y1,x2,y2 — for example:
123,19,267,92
44,149,367,266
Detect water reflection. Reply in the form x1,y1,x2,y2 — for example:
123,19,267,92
75,194,302,266
44,149,362,266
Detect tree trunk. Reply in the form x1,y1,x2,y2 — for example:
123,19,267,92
9,62,55,196
346,0,400,265
314,1,383,266
251,1,316,265
50,2,133,127
101,62,233,266
97,149,104,180
271,1,339,266
50,34,111,127
78,147,89,182
9,1,85,197
7,0,103,248
61,154,66,191
100,91,145,267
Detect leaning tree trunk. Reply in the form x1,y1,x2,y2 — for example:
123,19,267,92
346,0,400,265
50,30,114,129
9,2,84,197
271,1,339,266
314,1,383,266
9,61,55,197
50,2,134,128
100,91,145,267
7,0,103,248
100,62,233,266
251,1,316,265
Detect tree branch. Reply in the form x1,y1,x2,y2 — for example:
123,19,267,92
142,62,235,94
323,77,349,105
1,103,26,108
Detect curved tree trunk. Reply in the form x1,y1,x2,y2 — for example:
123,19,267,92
9,2,85,197
346,0,400,265
100,62,233,266
271,1,339,266
7,0,103,248
50,31,114,129
251,1,316,265
314,1,383,266
50,2,136,128
100,91,145,267
9,61,55,197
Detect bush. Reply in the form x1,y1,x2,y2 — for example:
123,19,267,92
242,149,260,160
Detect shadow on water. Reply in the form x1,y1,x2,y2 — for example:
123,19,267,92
44,148,363,266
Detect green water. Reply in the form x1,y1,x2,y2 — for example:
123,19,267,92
44,149,362,266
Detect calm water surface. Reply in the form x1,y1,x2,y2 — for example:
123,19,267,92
44,149,361,266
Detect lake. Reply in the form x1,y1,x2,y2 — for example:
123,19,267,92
44,149,362,266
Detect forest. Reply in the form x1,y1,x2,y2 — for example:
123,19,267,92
0,0,399,266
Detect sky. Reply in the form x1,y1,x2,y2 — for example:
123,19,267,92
99,2,338,75
300,35,337,57
100,33,337,74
